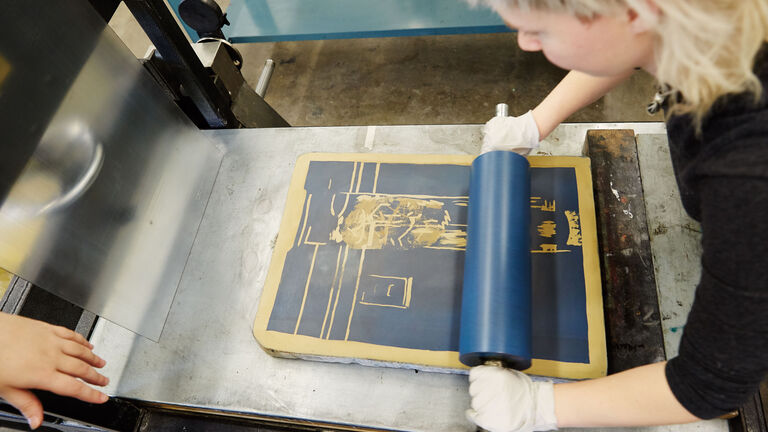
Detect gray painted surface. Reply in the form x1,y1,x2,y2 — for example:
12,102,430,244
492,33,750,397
636,134,703,358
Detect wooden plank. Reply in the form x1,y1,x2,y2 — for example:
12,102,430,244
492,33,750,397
761,380,768,429
586,129,666,374
728,386,768,432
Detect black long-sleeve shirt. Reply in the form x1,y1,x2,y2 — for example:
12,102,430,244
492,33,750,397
664,48,768,419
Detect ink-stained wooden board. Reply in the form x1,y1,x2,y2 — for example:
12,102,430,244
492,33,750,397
254,153,606,379
585,130,666,374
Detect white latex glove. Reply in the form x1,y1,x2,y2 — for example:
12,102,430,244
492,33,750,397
481,110,540,155
466,365,558,432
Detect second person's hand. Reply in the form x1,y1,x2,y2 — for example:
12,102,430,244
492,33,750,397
0,312,110,430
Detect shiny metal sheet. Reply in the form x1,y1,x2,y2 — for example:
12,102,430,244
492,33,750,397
91,123,724,431
0,2,223,340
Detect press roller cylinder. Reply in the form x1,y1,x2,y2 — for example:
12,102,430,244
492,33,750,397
459,151,532,370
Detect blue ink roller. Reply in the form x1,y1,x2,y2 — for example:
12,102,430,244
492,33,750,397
459,150,532,370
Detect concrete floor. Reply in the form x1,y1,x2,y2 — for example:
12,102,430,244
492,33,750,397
108,2,662,127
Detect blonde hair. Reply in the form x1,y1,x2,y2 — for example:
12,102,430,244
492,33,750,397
470,0,768,126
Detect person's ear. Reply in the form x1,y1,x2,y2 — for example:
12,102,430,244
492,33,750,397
628,0,661,34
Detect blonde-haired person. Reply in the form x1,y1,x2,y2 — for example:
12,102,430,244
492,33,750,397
467,0,768,431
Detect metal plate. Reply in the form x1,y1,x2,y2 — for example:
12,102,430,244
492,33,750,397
90,123,726,431
0,1,223,341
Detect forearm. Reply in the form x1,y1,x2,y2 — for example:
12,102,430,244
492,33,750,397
554,361,700,427
532,70,634,139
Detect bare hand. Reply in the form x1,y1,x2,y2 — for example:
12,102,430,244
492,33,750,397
0,312,109,429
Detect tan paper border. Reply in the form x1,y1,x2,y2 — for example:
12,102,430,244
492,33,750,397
254,153,606,379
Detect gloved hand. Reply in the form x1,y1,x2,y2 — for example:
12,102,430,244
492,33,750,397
466,365,558,432
481,110,540,155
